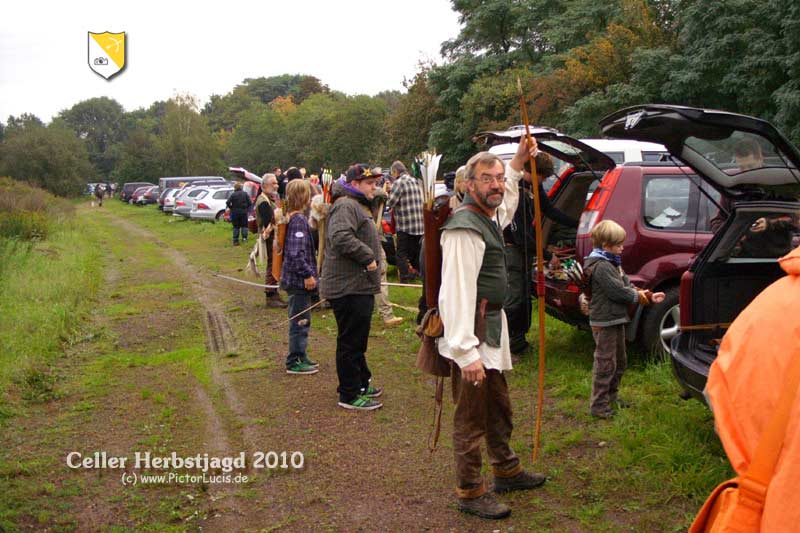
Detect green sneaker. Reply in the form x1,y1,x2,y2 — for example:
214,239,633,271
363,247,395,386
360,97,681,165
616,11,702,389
301,355,319,368
361,385,383,398
338,395,382,411
286,361,318,375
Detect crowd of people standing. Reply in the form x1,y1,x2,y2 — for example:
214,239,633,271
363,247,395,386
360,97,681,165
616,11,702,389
237,143,670,519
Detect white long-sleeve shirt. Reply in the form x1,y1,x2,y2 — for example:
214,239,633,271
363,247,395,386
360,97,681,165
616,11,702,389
437,164,522,371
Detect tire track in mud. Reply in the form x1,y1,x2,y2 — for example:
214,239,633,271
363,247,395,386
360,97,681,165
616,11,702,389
110,215,261,527
116,221,258,448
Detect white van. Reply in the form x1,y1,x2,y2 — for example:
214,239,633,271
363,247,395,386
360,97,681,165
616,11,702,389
579,139,668,164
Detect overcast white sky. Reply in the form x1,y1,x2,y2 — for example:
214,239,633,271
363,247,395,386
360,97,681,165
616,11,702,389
0,0,462,123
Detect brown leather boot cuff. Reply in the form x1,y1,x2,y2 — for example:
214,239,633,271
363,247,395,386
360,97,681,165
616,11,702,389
455,481,487,499
492,463,523,479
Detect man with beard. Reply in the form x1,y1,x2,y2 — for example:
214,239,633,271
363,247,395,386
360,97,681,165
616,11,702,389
437,138,546,519
255,173,287,308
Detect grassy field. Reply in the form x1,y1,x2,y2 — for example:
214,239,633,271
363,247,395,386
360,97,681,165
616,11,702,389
0,198,734,531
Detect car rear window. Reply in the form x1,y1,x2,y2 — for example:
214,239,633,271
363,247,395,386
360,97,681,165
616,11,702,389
605,151,625,164
642,151,668,162
704,207,800,262
213,190,232,200
642,177,691,229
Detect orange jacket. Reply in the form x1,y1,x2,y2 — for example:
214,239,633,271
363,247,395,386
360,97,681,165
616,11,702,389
705,245,800,531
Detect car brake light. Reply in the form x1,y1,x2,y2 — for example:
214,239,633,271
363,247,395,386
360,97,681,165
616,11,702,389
176,200,185,206
577,167,622,236
679,271,693,327
197,203,209,210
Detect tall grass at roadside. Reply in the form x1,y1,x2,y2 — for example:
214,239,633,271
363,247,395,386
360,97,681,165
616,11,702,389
0,177,74,241
0,179,102,404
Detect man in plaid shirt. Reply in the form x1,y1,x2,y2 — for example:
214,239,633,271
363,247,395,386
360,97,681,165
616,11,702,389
386,161,424,282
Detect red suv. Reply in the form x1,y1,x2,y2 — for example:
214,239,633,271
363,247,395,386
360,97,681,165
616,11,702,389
600,104,800,401
478,128,721,354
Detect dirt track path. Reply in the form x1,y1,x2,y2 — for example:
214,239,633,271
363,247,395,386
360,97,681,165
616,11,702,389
104,212,485,531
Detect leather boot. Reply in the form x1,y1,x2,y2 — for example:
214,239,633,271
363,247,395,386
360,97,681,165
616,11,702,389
493,471,547,493
265,292,287,308
457,493,511,519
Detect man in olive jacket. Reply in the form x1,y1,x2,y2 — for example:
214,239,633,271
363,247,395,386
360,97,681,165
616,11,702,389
319,164,384,411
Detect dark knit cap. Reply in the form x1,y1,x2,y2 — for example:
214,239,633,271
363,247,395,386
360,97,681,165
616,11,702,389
345,163,375,183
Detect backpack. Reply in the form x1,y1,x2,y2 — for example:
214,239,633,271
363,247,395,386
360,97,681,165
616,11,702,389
562,259,596,315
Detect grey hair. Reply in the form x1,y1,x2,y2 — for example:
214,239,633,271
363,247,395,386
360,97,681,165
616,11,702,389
390,161,408,176
465,152,503,181
261,172,277,183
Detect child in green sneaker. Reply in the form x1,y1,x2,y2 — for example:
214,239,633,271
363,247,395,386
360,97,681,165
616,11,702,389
280,180,319,375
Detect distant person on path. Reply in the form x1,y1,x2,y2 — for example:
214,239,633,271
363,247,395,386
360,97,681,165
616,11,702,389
226,182,251,246
280,179,319,375
386,161,424,282
94,183,104,206
319,164,384,411
437,139,546,520
583,220,664,419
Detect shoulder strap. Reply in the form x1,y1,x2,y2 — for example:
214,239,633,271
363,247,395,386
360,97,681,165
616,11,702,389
738,350,800,508
454,204,485,216
454,203,502,227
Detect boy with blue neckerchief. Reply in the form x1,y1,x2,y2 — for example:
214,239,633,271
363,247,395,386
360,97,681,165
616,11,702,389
583,220,665,418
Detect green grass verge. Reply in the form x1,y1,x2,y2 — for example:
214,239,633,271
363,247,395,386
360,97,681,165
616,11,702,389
0,215,104,404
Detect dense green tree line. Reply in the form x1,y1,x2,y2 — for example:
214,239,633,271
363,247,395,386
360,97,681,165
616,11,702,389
2,0,798,196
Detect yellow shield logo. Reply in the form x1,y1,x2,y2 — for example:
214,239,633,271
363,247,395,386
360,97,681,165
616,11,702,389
88,31,126,80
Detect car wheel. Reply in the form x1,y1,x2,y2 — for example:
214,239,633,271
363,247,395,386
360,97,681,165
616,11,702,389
640,286,680,358
215,210,225,222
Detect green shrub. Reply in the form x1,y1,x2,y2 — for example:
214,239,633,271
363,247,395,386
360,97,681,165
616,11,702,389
0,211,49,240
0,177,74,241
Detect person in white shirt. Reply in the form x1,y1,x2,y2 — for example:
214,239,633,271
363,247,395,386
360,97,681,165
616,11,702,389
437,137,546,519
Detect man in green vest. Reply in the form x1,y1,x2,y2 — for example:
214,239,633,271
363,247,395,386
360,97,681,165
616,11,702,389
438,138,546,519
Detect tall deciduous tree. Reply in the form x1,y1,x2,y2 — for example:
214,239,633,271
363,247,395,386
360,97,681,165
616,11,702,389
58,97,127,180
0,120,92,196
159,95,223,176
226,106,289,174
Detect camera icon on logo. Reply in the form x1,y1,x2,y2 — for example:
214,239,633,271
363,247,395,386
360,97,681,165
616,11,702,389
93,57,108,65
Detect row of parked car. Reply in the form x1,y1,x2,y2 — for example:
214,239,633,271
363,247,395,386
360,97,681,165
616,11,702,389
481,104,800,403
120,169,264,229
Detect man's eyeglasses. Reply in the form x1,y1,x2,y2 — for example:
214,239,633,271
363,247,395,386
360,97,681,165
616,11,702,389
472,174,507,185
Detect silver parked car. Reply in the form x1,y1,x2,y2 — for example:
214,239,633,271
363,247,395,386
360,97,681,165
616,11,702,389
174,185,231,218
172,187,209,218
189,187,234,221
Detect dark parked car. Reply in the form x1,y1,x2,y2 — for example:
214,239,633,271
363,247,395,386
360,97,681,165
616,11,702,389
120,182,156,203
599,104,800,401
476,127,720,354
137,186,160,205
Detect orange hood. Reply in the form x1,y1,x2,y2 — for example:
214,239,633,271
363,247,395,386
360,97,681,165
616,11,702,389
705,245,800,530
